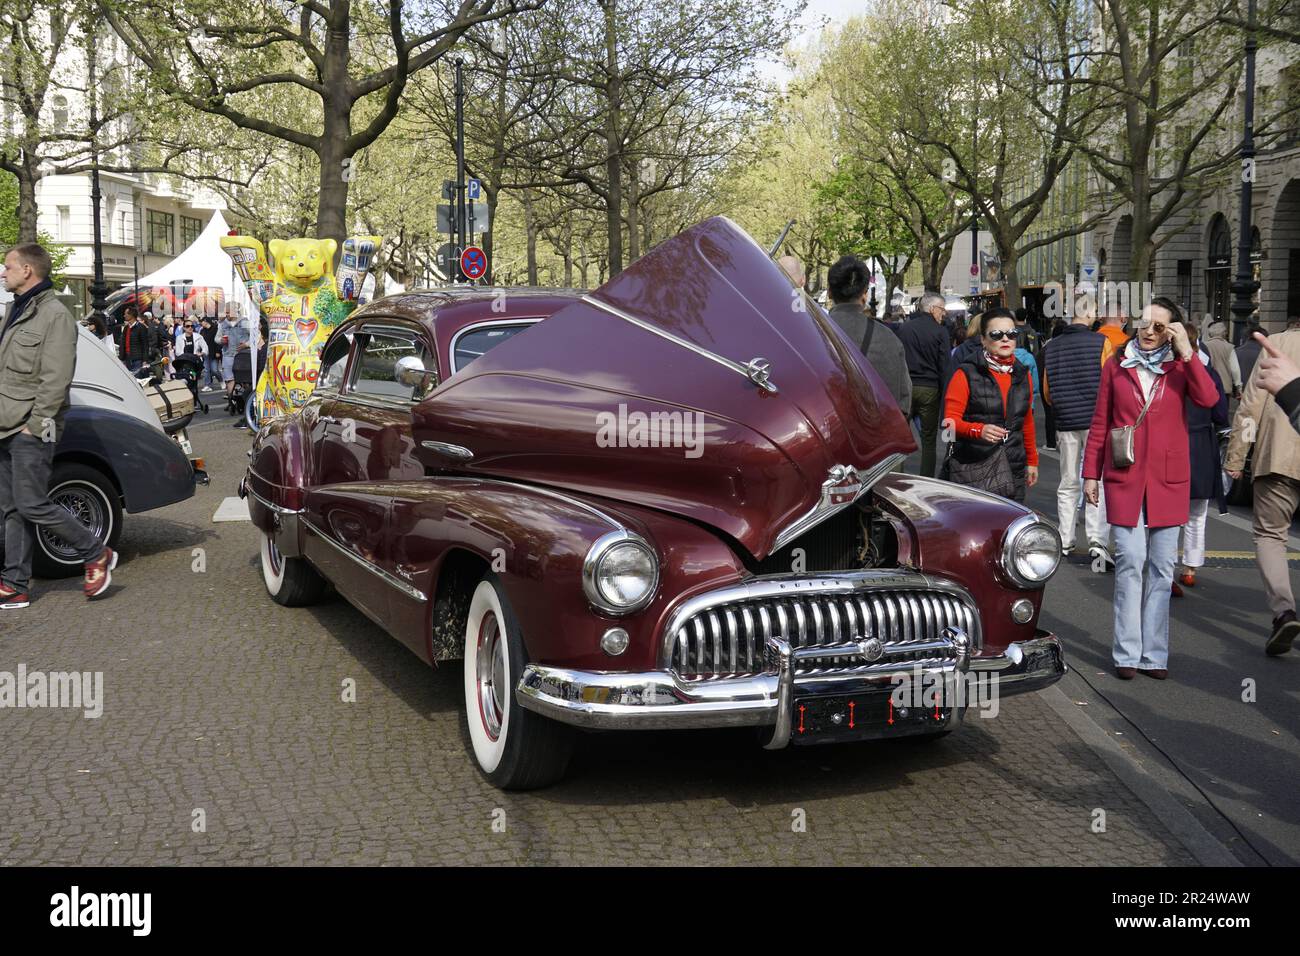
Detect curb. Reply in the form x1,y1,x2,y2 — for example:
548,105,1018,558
1041,680,1242,867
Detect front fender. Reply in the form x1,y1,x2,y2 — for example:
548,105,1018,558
386,480,745,670
869,473,1045,654
246,410,311,535
58,406,194,513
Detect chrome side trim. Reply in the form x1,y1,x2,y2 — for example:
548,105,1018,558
772,452,904,551
338,393,416,414
420,440,474,461
582,294,778,393
301,515,427,603
246,487,303,516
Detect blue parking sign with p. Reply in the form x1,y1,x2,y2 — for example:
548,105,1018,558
468,178,481,200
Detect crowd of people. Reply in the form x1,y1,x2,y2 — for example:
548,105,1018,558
804,252,1300,676
87,303,263,406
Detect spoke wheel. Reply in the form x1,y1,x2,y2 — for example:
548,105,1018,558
33,463,121,579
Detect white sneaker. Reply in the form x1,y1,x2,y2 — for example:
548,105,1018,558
1088,542,1115,573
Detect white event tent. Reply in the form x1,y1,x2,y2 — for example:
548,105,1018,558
133,209,260,323
135,210,262,412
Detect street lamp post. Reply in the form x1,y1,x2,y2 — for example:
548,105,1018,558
1230,0,1259,342
86,36,108,327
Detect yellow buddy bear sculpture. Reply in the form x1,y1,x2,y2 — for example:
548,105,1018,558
220,232,382,421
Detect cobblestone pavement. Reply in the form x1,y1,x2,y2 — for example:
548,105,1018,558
0,416,1198,865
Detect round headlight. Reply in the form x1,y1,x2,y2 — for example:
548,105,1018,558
583,532,659,614
1002,516,1061,588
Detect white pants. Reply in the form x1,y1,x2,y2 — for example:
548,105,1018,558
1180,499,1210,569
1056,429,1110,549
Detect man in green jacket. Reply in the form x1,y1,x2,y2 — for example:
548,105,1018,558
0,244,116,608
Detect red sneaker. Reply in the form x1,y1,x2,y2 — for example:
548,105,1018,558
84,547,117,598
1179,570,1196,587
0,582,30,609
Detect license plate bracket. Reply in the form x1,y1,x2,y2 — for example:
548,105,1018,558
791,691,951,744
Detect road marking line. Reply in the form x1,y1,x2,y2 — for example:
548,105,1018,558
213,497,250,522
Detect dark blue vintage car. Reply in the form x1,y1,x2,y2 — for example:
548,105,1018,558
27,328,200,578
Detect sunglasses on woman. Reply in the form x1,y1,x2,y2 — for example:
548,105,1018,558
984,329,1017,341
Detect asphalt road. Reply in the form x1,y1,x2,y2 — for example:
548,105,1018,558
909,428,1300,866
0,404,1209,866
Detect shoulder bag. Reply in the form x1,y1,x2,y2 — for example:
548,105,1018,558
1109,376,1163,468
942,439,1016,498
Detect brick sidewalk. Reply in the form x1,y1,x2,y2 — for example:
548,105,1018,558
0,423,1197,865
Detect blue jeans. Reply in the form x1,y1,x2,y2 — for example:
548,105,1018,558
1112,517,1179,669
0,433,103,589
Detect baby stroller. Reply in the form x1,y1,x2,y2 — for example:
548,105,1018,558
226,348,259,430
171,353,209,414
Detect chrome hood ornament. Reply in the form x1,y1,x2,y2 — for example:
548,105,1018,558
771,455,903,551
744,357,777,394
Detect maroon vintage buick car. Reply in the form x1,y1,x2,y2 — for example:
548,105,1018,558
240,216,1065,789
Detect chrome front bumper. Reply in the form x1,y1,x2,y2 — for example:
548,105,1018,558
516,632,1065,748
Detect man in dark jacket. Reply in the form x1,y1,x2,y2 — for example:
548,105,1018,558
0,243,116,607
1042,309,1116,566
895,291,951,477
119,306,150,371
1237,322,1268,384
824,256,911,412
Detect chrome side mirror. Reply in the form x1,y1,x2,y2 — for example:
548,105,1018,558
395,354,426,386
395,354,435,397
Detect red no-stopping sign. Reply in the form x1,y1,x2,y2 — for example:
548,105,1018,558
461,246,487,280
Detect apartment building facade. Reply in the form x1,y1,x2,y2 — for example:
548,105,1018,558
3,18,229,318
1090,41,1300,339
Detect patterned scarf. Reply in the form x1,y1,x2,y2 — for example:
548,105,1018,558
1120,339,1173,376
983,350,1014,374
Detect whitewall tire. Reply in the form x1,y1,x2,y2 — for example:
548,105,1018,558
260,530,327,607
462,575,574,789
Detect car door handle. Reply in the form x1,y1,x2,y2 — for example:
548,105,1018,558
420,440,474,461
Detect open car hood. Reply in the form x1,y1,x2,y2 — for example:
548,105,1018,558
412,216,915,560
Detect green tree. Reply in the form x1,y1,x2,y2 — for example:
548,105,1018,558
0,168,70,278
102,0,541,244
1076,0,1260,282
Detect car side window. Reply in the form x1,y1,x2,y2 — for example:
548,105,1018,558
317,333,352,392
453,322,537,373
350,330,434,402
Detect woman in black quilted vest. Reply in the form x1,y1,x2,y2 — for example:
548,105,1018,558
941,308,1039,501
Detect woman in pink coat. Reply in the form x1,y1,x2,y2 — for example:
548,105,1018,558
1083,297,1219,680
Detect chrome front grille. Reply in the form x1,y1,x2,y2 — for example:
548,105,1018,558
666,577,978,681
